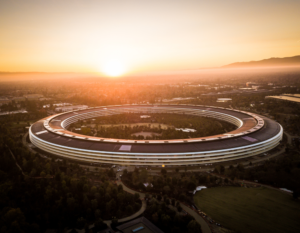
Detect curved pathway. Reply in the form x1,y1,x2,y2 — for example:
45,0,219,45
24,130,288,232
104,198,146,226
180,204,212,233
115,175,212,233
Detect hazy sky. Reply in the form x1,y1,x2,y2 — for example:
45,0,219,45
1,0,300,75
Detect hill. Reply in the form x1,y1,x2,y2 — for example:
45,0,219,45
223,55,300,68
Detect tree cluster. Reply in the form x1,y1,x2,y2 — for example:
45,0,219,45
144,200,202,233
122,168,219,204
224,155,300,197
0,123,141,232
74,113,236,140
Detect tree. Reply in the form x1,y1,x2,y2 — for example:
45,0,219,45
139,169,148,182
161,168,167,175
213,167,219,174
237,163,244,172
81,127,91,135
95,209,101,219
163,185,171,194
76,217,86,229
40,170,46,177
116,209,122,218
164,197,170,205
172,177,178,185
118,184,123,192
126,205,133,215
220,165,225,174
134,193,140,201
179,194,186,202
111,217,118,227
94,218,107,231
177,205,182,212
123,169,128,177
108,168,115,178
84,223,90,233
4,208,26,228
171,198,176,206
117,193,125,206
187,220,202,233
152,213,159,223
30,168,37,177
293,190,299,199
157,194,162,201
161,214,171,226
187,182,196,191
67,197,76,210
106,199,116,216
91,199,98,210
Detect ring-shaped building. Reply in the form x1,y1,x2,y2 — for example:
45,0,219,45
29,105,283,166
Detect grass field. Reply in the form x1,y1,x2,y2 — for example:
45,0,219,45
194,187,300,233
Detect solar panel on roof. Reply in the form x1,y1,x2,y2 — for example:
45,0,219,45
242,136,258,142
36,130,48,135
132,226,144,232
119,145,132,151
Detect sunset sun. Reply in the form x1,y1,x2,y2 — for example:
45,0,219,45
101,60,126,77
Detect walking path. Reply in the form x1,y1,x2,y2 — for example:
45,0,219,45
180,204,211,233
7,145,26,176
115,174,212,233
103,199,147,226
22,130,289,232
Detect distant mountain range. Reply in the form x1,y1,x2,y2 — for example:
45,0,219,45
1,56,300,77
223,55,300,68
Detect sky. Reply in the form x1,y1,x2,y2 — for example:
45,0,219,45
0,0,300,76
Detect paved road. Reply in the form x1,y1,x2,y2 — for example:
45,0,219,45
180,203,212,233
7,145,26,176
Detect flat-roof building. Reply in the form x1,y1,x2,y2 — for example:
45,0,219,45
117,217,164,233
29,104,282,166
266,94,300,103
0,97,11,106
12,97,26,102
24,94,44,100
217,98,232,103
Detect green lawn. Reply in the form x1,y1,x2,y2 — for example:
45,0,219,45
194,187,300,233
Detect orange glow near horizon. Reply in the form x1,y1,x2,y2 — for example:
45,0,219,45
100,60,127,77
0,0,300,74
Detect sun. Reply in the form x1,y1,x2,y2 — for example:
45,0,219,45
101,60,126,77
